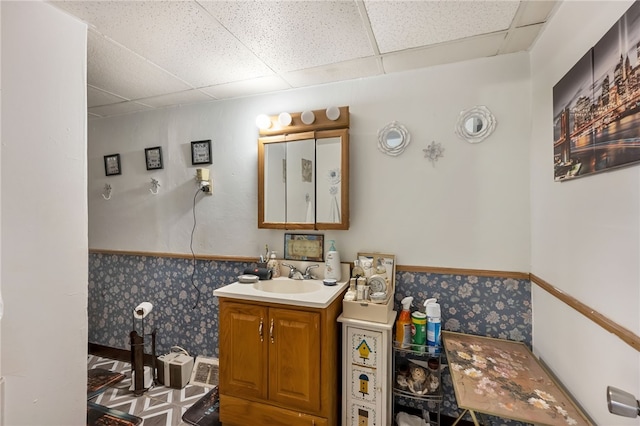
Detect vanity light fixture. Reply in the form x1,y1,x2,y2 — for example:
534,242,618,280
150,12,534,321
278,112,292,127
255,114,272,130
326,106,340,121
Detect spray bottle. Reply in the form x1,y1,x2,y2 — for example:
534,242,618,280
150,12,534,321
425,298,441,355
396,297,413,348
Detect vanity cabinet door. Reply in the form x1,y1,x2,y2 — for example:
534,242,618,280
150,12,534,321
219,301,268,400
268,307,321,412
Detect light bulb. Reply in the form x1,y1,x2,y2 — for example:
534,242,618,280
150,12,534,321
255,114,271,130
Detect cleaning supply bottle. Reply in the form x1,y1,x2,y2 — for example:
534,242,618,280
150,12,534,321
411,303,427,352
425,298,441,356
324,240,341,281
267,251,280,278
396,297,413,348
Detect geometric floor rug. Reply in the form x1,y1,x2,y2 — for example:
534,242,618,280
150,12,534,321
88,354,210,426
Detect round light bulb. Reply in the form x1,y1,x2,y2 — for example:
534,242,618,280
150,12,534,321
255,114,271,130
326,106,340,121
278,112,292,126
301,110,315,125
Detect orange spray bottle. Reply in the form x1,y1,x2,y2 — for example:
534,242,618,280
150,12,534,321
396,297,413,348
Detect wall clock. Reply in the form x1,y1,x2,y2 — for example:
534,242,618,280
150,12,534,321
104,153,121,176
144,146,163,170
191,140,212,165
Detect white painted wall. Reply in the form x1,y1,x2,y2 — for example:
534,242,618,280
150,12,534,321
1,2,88,425
530,1,640,425
89,52,532,272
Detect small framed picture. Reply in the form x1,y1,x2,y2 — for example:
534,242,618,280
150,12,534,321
191,140,212,165
104,153,121,176
144,146,163,170
284,233,324,262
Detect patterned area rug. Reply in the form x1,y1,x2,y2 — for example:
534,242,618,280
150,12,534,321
88,355,210,426
181,386,220,426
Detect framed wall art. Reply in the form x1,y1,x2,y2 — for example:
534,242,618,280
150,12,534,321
144,146,163,170
284,233,324,262
104,154,121,176
191,140,212,165
553,1,640,181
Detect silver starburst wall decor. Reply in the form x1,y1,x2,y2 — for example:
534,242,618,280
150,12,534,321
423,141,444,166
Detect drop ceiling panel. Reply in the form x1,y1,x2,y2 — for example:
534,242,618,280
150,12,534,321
365,1,520,53
137,89,215,108
87,85,127,108
200,1,374,72
55,1,273,87
89,101,154,118
201,75,292,100
514,1,558,27
500,23,545,54
282,56,383,88
87,30,192,100
382,33,507,74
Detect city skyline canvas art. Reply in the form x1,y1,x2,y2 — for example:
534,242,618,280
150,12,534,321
553,1,640,181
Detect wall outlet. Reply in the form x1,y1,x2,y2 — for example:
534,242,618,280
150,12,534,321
200,179,213,195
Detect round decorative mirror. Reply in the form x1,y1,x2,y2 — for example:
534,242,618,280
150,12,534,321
455,105,497,144
378,121,410,156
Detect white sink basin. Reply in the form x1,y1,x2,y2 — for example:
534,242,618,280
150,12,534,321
253,279,322,294
213,263,350,308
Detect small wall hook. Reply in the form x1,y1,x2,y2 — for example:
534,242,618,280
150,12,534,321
102,183,112,200
149,178,160,195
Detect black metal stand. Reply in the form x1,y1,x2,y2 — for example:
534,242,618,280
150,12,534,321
130,313,157,396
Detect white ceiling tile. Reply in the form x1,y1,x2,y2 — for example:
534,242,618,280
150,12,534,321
200,1,374,72
88,30,192,100
137,90,215,108
501,24,545,54
382,33,507,74
282,57,383,88
515,1,558,27
201,75,293,100
87,85,128,108
365,1,519,53
88,101,154,118
57,1,273,87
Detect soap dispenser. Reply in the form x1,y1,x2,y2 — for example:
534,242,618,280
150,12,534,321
324,240,341,281
267,251,280,278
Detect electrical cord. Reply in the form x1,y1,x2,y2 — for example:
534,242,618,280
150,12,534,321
190,187,203,309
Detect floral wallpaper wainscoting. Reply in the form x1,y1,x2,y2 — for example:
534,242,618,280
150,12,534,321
394,271,532,425
89,253,532,425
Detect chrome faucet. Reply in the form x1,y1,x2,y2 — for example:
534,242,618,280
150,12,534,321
303,264,319,280
281,263,304,280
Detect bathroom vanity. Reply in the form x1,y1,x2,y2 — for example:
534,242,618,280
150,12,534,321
214,269,349,426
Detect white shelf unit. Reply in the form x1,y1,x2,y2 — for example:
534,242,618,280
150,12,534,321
338,311,397,426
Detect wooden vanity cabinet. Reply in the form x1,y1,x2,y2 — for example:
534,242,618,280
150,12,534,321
218,296,343,426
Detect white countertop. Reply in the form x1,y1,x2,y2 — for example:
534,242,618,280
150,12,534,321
214,277,349,308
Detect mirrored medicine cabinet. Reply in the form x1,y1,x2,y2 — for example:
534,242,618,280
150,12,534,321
258,106,349,230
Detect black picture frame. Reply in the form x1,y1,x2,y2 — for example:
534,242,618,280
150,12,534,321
104,153,121,176
145,146,163,170
191,140,212,165
284,233,324,262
